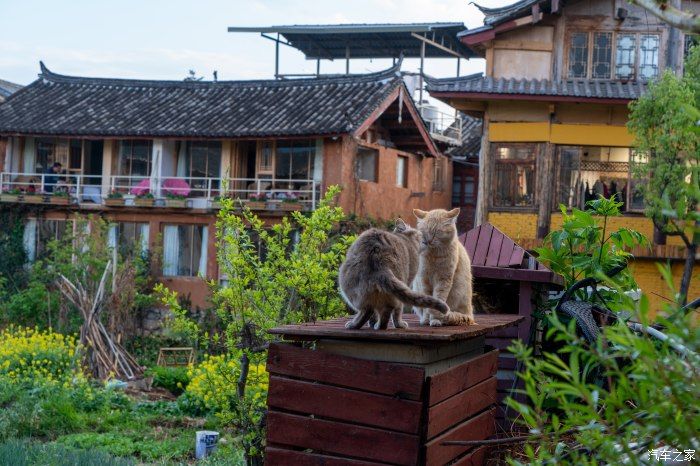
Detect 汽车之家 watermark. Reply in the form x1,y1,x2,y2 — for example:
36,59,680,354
648,448,695,462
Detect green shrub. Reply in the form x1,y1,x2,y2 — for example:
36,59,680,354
0,439,134,466
147,365,190,395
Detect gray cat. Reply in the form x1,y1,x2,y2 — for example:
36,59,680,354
338,219,449,330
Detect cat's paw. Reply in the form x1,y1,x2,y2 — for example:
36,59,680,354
429,318,443,327
419,314,430,326
466,316,477,325
395,320,409,329
345,320,359,329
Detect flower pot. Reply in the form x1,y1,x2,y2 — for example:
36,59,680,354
210,200,222,210
1,194,22,203
165,199,187,208
280,202,303,211
246,201,267,210
105,198,125,207
23,194,46,204
134,198,155,207
50,196,71,205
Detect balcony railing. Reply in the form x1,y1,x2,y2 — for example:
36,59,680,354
0,172,320,211
418,104,462,146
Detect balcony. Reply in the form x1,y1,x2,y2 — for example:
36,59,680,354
0,172,321,211
417,104,462,146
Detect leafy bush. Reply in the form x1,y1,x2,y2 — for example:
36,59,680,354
147,365,190,396
0,439,134,466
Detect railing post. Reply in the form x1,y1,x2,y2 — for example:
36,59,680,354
257,179,261,194
75,175,82,202
40,174,45,193
312,180,317,210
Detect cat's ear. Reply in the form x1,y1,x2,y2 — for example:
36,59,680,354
413,209,428,219
394,218,407,232
445,208,460,219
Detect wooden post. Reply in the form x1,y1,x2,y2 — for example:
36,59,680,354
275,33,280,79
345,45,350,74
419,40,426,105
536,142,555,239
475,114,490,227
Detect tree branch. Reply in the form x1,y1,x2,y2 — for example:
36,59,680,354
629,0,700,34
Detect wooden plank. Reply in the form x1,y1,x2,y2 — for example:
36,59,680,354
269,314,524,343
472,223,494,266
427,377,497,439
267,375,423,434
428,349,498,405
518,281,533,343
267,343,425,401
508,246,525,268
496,236,516,268
463,227,480,261
471,265,559,284
498,378,524,392
484,325,519,338
424,408,496,466
265,447,384,466
451,446,488,466
267,411,419,466
484,229,504,267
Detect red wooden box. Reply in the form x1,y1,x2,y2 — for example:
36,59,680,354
265,314,522,465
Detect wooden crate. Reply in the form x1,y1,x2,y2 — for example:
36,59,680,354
265,314,522,465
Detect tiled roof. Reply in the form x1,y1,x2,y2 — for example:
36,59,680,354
426,73,648,101
0,62,404,138
471,0,547,26
450,114,482,159
0,79,22,101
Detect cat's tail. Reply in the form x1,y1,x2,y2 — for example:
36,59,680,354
442,311,477,326
338,268,361,314
377,272,449,314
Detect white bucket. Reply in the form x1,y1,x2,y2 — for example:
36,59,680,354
195,430,219,459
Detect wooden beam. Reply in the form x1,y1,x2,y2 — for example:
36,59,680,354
493,40,553,52
410,32,463,58
536,142,555,239
531,3,541,24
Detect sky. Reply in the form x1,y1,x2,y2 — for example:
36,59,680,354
0,0,514,86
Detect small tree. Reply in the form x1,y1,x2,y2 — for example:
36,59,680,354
628,46,700,305
158,186,353,465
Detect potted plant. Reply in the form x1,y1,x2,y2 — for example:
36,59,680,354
23,190,46,204
134,192,155,207
105,190,125,206
1,188,23,203
165,193,188,208
50,190,71,205
247,192,268,210
279,192,303,211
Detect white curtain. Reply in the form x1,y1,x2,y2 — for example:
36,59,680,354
139,224,150,255
198,226,208,277
22,137,35,173
177,142,188,178
107,225,117,250
23,219,37,262
163,225,180,276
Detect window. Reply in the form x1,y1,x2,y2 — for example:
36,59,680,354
554,146,644,212
492,144,537,208
356,147,378,182
567,31,660,80
182,141,221,196
109,222,149,258
396,156,408,188
23,218,71,262
451,174,476,205
162,224,208,277
257,141,274,175
35,138,78,173
432,158,444,191
118,140,152,178
275,140,315,187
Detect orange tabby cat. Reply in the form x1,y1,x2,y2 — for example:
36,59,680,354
413,208,476,327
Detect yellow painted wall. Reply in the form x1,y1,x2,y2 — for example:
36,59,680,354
630,260,700,315
489,122,634,147
488,212,538,243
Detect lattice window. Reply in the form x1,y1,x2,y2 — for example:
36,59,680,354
492,144,537,208
639,34,660,79
592,32,612,78
615,34,637,79
579,161,630,172
568,32,589,78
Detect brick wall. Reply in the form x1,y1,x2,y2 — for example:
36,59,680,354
487,212,538,241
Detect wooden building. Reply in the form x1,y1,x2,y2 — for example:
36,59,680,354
0,62,451,308
428,0,700,312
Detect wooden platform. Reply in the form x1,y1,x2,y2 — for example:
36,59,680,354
265,313,523,465
269,313,523,342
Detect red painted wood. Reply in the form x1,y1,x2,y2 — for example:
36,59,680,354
471,265,561,284
428,349,498,405
267,343,425,401
472,224,494,266
265,447,383,466
267,375,423,434
267,411,419,466
424,408,496,466
464,227,479,261
508,246,525,267
427,377,497,439
484,325,519,338
451,446,488,466
518,281,533,343
485,229,504,267
496,236,516,268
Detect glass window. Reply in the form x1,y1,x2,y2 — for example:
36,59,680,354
433,158,444,192
184,141,221,195
24,219,71,262
275,140,315,186
492,144,537,208
555,147,582,209
110,222,149,259
451,176,463,204
592,32,612,79
396,156,408,188
162,224,207,277
615,34,637,79
257,141,274,174
119,140,152,178
568,32,589,78
639,34,660,79
356,147,378,182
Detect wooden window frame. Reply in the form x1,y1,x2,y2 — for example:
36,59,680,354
356,145,379,183
396,155,408,188
490,143,538,211
564,30,663,81
432,157,444,192
118,139,153,178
